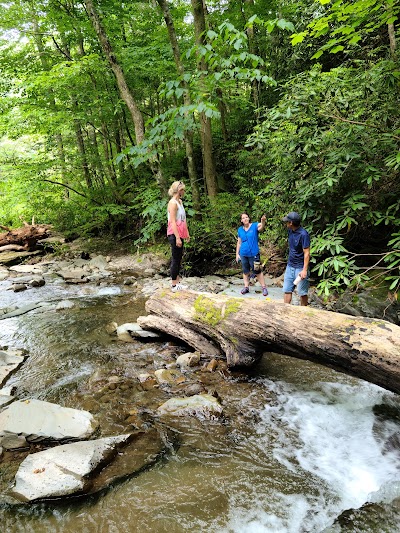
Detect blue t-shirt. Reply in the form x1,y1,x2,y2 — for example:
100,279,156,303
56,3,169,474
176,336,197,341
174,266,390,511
238,222,260,257
288,226,310,268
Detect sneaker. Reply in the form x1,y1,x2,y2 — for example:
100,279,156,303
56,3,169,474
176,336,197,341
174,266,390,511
262,286,269,297
171,283,188,292
240,286,250,295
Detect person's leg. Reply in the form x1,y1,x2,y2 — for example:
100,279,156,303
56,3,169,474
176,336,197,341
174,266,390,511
284,292,293,304
256,272,269,296
297,273,310,306
300,295,308,306
241,256,251,293
168,235,184,286
282,265,295,304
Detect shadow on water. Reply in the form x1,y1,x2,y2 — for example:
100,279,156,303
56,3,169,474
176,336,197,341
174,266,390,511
1,281,400,532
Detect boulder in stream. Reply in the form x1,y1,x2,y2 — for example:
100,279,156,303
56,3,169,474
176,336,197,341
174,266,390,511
12,434,130,502
0,399,98,442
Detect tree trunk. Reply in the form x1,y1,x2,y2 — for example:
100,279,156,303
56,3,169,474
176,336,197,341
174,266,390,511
191,0,218,199
137,290,400,395
84,0,145,144
157,0,201,215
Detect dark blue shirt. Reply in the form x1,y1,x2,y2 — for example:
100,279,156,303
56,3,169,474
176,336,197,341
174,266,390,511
238,222,260,257
288,226,310,268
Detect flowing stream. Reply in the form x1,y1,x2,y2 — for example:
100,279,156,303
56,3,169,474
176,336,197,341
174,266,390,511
1,278,400,532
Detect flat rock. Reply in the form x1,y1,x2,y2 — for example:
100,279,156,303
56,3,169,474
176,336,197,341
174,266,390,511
9,265,45,274
0,251,41,266
116,323,160,342
0,399,98,442
0,349,27,388
12,434,130,502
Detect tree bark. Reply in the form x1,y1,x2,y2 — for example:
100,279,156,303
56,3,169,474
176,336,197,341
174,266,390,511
84,0,145,144
191,0,218,199
137,290,400,395
0,225,51,250
157,0,201,215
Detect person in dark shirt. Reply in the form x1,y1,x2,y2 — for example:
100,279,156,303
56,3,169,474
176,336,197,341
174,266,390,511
282,211,310,306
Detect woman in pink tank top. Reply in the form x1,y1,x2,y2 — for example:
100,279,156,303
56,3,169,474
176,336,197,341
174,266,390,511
167,180,190,291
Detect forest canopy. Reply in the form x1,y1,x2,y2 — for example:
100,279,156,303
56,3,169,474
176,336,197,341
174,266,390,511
0,0,399,297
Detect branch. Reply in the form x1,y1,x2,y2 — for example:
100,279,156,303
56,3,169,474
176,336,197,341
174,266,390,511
41,179,101,205
51,36,73,61
320,114,400,141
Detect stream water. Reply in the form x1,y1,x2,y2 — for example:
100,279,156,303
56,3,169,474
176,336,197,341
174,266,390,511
1,278,400,532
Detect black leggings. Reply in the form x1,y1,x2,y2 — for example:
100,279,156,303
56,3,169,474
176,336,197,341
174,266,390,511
168,235,184,281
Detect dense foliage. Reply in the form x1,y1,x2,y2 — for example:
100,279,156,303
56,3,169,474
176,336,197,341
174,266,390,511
0,0,399,297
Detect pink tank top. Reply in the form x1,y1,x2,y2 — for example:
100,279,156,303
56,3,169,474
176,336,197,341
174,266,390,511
167,199,189,238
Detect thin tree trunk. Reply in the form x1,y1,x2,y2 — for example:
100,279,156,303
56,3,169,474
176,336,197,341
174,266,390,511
157,0,201,214
31,16,68,185
191,0,218,199
74,119,92,189
84,0,145,143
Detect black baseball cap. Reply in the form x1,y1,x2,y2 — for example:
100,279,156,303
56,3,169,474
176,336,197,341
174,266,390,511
282,211,301,224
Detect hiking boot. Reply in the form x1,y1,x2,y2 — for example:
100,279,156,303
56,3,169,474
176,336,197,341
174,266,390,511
241,286,250,295
262,286,269,296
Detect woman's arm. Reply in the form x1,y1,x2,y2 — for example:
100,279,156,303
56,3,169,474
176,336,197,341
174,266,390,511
168,200,182,247
257,214,266,232
236,237,242,262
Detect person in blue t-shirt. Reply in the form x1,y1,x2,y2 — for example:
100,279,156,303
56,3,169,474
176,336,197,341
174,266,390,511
236,213,269,296
282,211,310,306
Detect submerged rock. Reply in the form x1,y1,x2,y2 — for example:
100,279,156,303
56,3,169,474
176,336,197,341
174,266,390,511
157,394,223,419
0,399,98,442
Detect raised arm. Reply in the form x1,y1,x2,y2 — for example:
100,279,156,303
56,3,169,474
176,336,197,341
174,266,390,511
257,214,266,232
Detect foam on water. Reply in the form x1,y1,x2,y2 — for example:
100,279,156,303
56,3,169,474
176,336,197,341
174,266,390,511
224,378,400,533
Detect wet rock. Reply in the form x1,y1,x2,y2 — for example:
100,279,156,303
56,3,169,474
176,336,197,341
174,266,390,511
183,383,206,396
0,348,27,388
157,394,223,419
205,359,219,372
0,394,15,408
12,434,131,502
154,368,182,386
29,278,45,288
0,434,29,451
176,351,201,370
0,399,98,442
57,268,88,283
123,277,136,285
0,305,18,316
116,323,160,342
9,284,28,292
55,300,76,310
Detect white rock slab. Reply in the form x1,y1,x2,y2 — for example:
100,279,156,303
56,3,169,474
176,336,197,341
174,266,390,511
0,350,27,387
9,265,45,274
0,399,98,441
116,323,160,342
157,394,224,419
12,434,130,501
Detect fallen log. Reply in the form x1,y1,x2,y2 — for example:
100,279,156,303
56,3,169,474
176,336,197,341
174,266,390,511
0,224,51,251
137,290,400,395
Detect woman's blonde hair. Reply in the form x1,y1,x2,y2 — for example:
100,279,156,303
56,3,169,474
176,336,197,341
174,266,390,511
168,180,185,197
